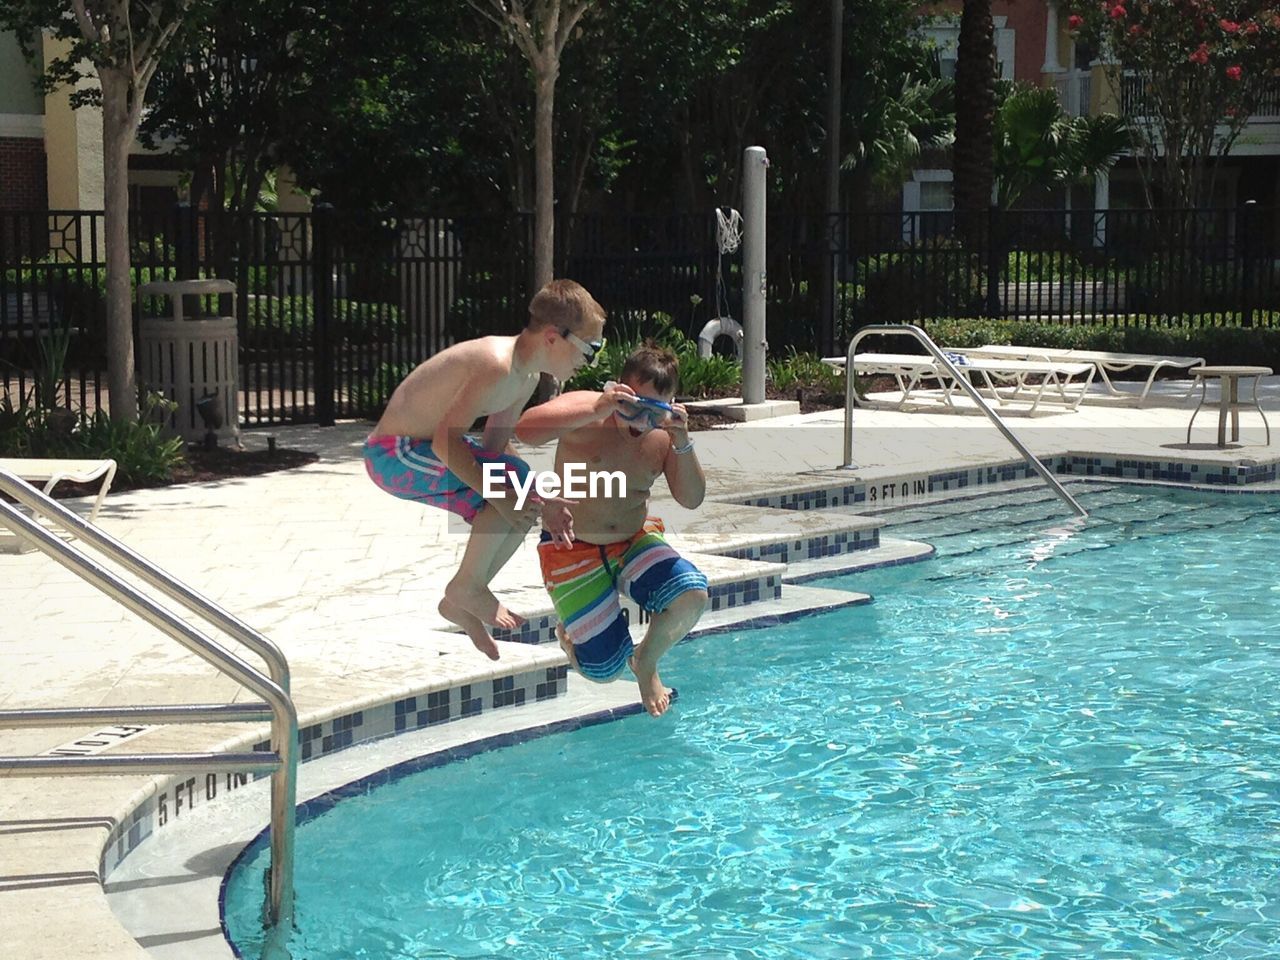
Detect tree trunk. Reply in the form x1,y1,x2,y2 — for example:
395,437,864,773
821,0,843,355
533,60,556,289
953,0,996,222
100,69,138,423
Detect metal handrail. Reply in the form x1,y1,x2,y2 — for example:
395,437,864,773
841,324,1087,518
0,469,296,930
0,469,290,693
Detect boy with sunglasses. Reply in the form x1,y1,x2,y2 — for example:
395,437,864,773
364,279,606,659
515,344,709,718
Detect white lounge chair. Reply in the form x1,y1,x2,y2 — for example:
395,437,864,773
824,352,1096,413
954,345,1205,404
0,457,118,523
0,458,118,553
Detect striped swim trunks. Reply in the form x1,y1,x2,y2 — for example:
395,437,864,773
538,518,708,681
363,434,531,525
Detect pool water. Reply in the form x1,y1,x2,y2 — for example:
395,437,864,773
225,486,1280,959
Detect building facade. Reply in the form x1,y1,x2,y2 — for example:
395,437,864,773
904,0,1280,216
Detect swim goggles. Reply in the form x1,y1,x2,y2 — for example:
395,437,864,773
615,394,675,428
561,328,606,365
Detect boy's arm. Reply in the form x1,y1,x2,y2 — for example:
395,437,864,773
662,405,705,509
481,396,524,454
515,383,636,446
430,365,536,524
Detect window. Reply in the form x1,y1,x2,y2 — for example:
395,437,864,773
922,17,1015,81
920,181,953,211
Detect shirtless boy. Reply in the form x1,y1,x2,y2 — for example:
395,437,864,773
364,279,606,659
515,344,709,717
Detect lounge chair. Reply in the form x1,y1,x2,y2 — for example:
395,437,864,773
953,345,1205,404
824,352,1095,413
0,457,118,523
0,458,118,552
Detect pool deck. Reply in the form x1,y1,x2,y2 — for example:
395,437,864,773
3,376,1279,959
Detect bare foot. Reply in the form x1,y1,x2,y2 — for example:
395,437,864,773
445,580,526,630
628,654,671,717
438,597,500,661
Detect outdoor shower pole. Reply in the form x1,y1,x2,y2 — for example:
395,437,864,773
742,146,768,405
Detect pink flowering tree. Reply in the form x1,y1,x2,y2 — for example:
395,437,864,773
1064,0,1280,211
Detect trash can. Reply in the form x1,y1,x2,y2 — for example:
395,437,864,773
137,279,240,445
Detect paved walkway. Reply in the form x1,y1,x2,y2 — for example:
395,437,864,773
2,375,1278,960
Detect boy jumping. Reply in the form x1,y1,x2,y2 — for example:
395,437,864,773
364,279,607,659
515,344,709,717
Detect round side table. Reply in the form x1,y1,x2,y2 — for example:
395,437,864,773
1186,365,1272,447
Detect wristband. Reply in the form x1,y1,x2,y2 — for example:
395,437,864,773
672,438,695,455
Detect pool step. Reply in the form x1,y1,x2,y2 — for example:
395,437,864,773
665,499,884,564
492,555,788,647
692,583,872,636
782,537,935,584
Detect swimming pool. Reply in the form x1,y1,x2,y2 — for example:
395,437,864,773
224,485,1280,959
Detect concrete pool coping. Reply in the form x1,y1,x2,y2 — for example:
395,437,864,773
4,377,1279,959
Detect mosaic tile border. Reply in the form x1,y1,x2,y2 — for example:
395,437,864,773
98,665,568,878
1058,455,1278,486
733,454,1280,515
496,570,783,646
717,527,878,564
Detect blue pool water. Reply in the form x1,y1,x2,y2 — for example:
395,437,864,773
225,486,1280,959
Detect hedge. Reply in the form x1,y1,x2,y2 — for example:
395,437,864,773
242,295,405,345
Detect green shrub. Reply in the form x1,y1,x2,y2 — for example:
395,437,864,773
768,348,843,394
563,339,630,392
563,316,745,398
243,295,315,344
444,270,521,342
242,295,404,345
1,394,186,485
677,352,740,397
857,242,988,324
336,300,405,344
243,264,280,294
0,392,39,456
353,361,417,412
1125,258,1280,315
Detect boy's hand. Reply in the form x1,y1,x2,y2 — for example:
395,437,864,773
491,494,541,529
594,381,637,418
541,498,576,548
663,403,691,446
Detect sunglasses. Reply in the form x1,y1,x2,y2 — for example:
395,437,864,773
615,395,675,428
561,328,605,365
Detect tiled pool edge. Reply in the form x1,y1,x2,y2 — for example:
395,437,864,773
98,661,568,880
725,451,1280,513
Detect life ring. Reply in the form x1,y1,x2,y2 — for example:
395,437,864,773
697,317,744,359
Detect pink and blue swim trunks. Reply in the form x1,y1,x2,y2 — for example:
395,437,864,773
363,435,531,524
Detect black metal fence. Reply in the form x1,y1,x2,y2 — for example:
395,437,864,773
3,204,1277,425
826,205,1280,355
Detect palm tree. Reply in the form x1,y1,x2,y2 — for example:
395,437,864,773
952,0,997,227
992,84,1130,211
844,75,956,188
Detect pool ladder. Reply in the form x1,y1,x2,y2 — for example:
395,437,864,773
0,467,297,931
841,324,1087,519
